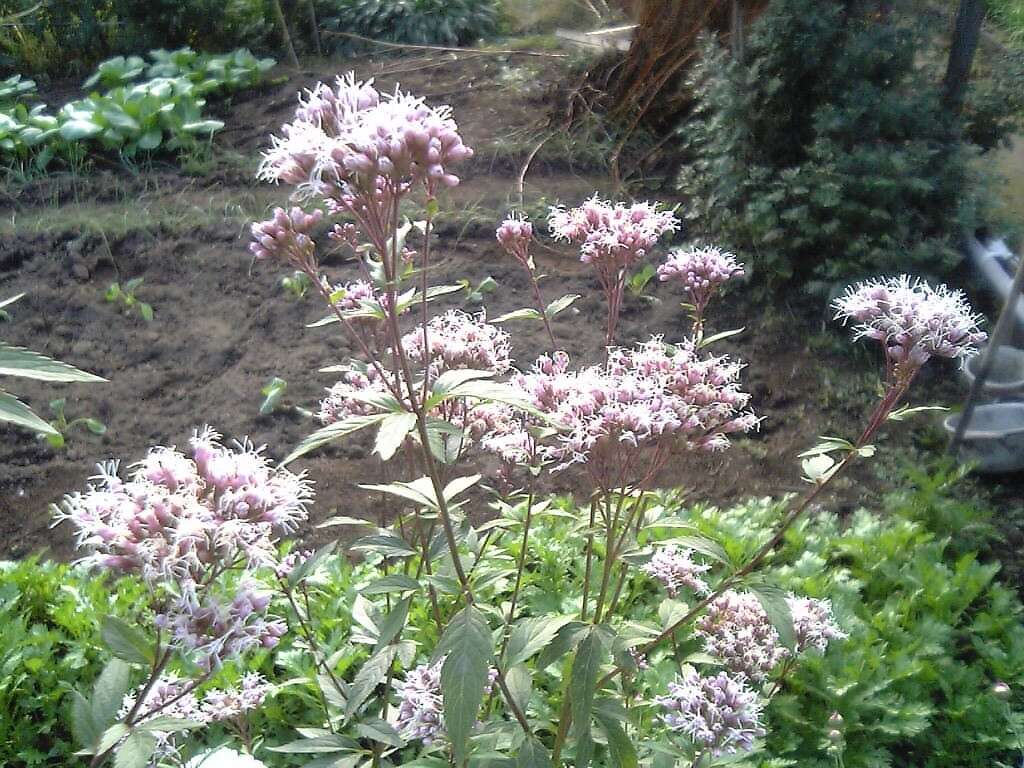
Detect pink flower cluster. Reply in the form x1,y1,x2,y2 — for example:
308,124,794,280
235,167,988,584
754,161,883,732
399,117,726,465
54,428,310,667
548,195,679,271
696,591,789,683
394,658,497,745
258,73,473,203
495,213,534,267
641,544,711,597
319,310,511,427
833,276,986,375
513,339,756,484
249,207,323,268
696,590,847,683
656,668,765,756
788,595,847,653
202,672,273,721
402,309,512,376
658,245,744,320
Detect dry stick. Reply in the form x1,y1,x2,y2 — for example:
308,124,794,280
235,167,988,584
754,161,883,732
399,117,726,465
948,252,1024,454
320,30,568,58
516,132,555,207
270,0,300,69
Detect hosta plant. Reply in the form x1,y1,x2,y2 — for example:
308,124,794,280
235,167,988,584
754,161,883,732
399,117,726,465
56,74,989,768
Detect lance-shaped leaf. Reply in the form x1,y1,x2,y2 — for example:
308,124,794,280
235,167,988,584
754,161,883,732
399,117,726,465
436,606,494,766
505,615,577,667
359,477,438,510
594,703,637,768
0,389,58,435
101,616,155,665
423,369,496,411
113,731,157,768
749,582,796,650
284,413,388,465
569,627,608,768
516,736,552,768
491,307,543,324
374,412,417,460
0,342,105,382
545,293,580,317
72,658,131,754
345,645,398,719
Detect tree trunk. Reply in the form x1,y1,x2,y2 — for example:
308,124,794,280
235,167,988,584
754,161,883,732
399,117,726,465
604,0,767,124
942,0,986,115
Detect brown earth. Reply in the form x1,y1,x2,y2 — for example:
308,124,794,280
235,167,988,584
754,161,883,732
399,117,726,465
0,51,981,561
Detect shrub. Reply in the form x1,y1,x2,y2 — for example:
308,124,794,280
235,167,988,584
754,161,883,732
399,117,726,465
318,0,499,49
675,0,987,293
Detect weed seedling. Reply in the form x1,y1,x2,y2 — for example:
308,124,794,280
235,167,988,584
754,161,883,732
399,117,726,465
105,278,154,321
460,275,497,305
37,398,106,449
281,271,313,300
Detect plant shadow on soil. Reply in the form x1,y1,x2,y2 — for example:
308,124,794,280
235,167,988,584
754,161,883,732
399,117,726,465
0,51,1015,564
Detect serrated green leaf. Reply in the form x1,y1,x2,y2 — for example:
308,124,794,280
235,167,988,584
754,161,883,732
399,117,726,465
101,616,155,665
359,574,421,595
516,736,551,768
437,606,494,765
570,627,607,768
345,645,398,719
114,731,157,768
506,615,577,667
284,413,388,464
749,583,796,650
374,412,417,460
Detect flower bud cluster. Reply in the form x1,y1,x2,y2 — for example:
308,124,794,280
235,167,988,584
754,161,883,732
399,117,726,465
513,338,757,480
495,213,534,267
696,591,789,683
402,309,512,377
259,73,473,204
656,668,765,756
658,245,744,316
833,275,986,375
548,196,679,273
249,207,323,268
641,544,711,597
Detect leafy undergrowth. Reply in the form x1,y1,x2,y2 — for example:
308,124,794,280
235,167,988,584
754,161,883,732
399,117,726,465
3,469,1022,767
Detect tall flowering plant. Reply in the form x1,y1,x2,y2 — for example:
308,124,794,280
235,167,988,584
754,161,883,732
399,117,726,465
56,73,986,768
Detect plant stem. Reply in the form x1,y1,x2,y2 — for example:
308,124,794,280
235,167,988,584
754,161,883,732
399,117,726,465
581,495,598,620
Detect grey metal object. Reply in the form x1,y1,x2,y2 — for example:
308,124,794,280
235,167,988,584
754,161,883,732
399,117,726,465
944,403,1024,473
961,345,1024,398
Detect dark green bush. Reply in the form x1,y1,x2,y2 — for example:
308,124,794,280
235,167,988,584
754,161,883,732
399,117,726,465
676,0,991,293
318,0,499,49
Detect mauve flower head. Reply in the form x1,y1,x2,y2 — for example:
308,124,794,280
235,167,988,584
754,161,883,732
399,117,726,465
120,673,206,726
833,276,986,374
402,309,512,377
514,338,756,480
259,72,472,202
642,544,712,597
249,206,323,267
395,658,497,745
163,580,286,670
496,212,534,267
656,668,765,756
787,595,847,653
658,245,744,316
696,590,788,683
548,195,678,273
202,672,272,721
319,366,393,424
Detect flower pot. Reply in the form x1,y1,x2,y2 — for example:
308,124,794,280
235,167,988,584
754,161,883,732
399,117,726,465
944,403,1024,473
961,346,1024,397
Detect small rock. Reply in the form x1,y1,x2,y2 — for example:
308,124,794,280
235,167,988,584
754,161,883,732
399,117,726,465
70,259,90,281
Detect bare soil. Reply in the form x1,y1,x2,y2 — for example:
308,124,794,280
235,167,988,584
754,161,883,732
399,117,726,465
0,52,982,561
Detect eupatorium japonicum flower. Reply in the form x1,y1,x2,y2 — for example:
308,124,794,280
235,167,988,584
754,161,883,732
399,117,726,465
696,591,788,683
394,659,497,745
120,673,205,726
548,195,678,271
514,338,757,483
249,207,323,268
641,544,711,597
788,595,847,652
658,245,744,318
495,213,534,267
202,672,272,721
656,668,765,756
258,72,473,201
833,276,986,375
402,309,512,376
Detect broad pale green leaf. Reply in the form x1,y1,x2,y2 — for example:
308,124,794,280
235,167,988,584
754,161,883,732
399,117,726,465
798,436,855,458
443,474,481,504
60,119,103,140
86,658,131,751
287,541,337,587
437,606,494,766
491,307,543,324
358,477,438,510
101,616,155,665
114,731,157,768
350,533,417,559
135,716,203,734
749,582,796,650
536,621,588,670
505,615,577,667
504,664,532,715
0,389,57,435
268,733,360,753
345,645,398,719
424,369,496,411
71,690,102,753
97,723,129,754
283,413,387,464
373,412,417,460
668,535,730,567
0,343,105,382
545,293,580,317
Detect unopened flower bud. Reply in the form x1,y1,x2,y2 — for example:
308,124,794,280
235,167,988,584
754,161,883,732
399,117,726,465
827,729,844,744
993,681,1012,701
828,712,844,728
